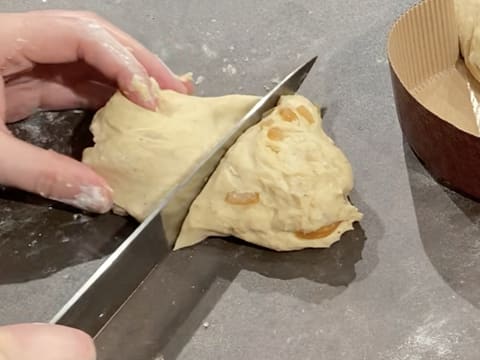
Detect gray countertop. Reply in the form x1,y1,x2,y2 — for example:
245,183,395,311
2,0,480,359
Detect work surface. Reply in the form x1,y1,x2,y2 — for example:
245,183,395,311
1,0,480,359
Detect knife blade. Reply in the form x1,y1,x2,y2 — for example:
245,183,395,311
51,56,317,336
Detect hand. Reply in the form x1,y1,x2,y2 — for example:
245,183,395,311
0,10,193,359
0,323,95,360
0,10,193,213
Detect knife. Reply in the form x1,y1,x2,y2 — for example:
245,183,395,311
51,56,318,336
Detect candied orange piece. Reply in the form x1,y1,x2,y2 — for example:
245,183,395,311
267,127,284,141
295,222,341,240
296,105,315,124
279,108,298,122
225,191,260,205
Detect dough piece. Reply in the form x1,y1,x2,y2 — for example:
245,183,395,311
82,83,259,221
455,0,480,82
175,95,362,251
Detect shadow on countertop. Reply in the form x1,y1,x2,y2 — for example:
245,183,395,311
0,110,136,285
96,192,380,360
404,142,480,310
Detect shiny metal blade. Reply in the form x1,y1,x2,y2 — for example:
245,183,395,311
51,56,317,336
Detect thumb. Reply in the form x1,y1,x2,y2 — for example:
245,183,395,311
0,323,96,360
0,132,113,213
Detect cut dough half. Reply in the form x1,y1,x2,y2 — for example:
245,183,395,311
175,95,362,251
82,83,259,221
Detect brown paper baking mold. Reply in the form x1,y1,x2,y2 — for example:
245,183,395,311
388,0,480,199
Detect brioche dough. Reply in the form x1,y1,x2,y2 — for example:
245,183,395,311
456,0,480,82
82,84,259,221
83,82,362,252
175,95,362,251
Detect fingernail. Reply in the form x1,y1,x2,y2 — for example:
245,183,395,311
52,185,113,213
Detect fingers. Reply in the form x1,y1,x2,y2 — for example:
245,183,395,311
0,132,113,213
32,10,194,95
74,11,194,95
0,323,96,360
14,15,159,110
0,78,113,213
9,11,193,111
4,78,115,123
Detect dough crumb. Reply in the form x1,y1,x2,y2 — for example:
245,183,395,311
222,64,237,75
195,75,205,85
201,44,218,59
